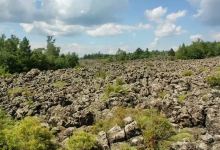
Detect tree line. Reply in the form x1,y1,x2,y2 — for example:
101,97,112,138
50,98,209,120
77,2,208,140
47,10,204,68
1,34,220,74
83,48,176,61
0,35,79,74
83,39,220,61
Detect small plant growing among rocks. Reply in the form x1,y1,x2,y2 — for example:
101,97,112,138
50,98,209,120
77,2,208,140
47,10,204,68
207,72,220,87
66,130,99,150
8,87,32,97
0,66,11,78
102,79,128,101
53,81,67,89
182,70,194,77
178,94,187,103
95,70,107,79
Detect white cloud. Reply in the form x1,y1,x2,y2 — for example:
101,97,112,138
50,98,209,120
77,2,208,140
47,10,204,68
20,21,151,37
20,20,87,36
145,7,186,47
0,0,128,25
190,34,203,41
189,0,220,26
155,22,183,38
166,10,187,22
87,23,151,37
145,6,167,22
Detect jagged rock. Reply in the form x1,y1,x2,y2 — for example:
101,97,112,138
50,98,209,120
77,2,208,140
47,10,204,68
129,136,144,146
170,142,196,150
196,142,208,150
124,121,141,139
107,125,125,144
123,116,134,125
201,133,214,144
98,131,110,150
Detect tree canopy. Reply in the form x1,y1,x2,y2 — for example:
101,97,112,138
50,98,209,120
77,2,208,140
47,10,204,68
0,35,79,73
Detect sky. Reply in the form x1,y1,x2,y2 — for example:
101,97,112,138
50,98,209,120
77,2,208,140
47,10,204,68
0,0,220,56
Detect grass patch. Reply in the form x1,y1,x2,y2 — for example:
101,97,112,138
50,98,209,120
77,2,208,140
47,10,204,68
0,66,11,78
114,143,137,150
158,91,168,99
95,70,107,79
102,82,128,101
207,72,220,87
66,130,99,150
53,81,67,89
178,94,187,103
182,70,194,77
158,130,194,149
91,107,174,149
8,87,32,97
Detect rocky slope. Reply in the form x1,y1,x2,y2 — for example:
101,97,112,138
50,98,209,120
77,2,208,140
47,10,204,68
1,57,220,149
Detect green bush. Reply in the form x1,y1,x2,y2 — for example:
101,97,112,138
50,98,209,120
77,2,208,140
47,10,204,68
102,81,128,101
182,70,194,77
8,87,32,97
95,70,107,79
178,94,187,103
53,81,67,89
0,109,14,149
207,73,220,87
158,130,194,149
66,130,98,150
0,66,11,78
91,107,174,149
4,117,56,150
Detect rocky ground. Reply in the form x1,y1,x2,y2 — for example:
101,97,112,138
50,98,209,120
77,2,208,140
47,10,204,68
1,57,220,150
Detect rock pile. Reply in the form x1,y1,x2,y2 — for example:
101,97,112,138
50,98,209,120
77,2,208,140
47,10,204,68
1,57,220,149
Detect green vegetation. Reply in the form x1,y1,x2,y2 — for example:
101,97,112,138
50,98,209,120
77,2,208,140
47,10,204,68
102,79,128,100
8,87,32,97
0,66,11,78
66,130,99,150
95,70,107,79
115,143,137,150
0,109,56,150
158,91,168,99
53,81,67,89
178,94,187,103
83,48,175,61
159,130,194,149
4,117,56,150
207,72,220,87
0,109,15,149
84,40,220,61
176,39,220,59
182,70,194,77
0,35,79,73
91,107,174,149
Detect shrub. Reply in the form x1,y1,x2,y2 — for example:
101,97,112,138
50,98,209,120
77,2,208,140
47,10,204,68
102,81,128,101
178,94,187,103
4,117,56,150
95,70,107,79
66,130,98,150
8,87,31,97
115,143,137,150
91,107,174,149
182,70,194,77
53,81,67,89
207,73,220,87
158,130,194,149
0,66,11,78
0,109,14,149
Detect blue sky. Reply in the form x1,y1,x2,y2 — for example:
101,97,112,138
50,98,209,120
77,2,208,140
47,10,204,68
0,0,220,56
